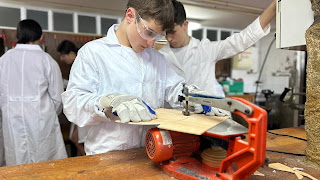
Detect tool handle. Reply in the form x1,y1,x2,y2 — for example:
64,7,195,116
279,87,291,102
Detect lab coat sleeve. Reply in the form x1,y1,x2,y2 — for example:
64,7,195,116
61,45,108,127
162,55,186,108
207,16,271,62
46,55,64,115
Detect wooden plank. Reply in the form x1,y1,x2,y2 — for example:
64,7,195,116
0,127,319,180
0,148,170,180
266,127,306,152
249,127,320,180
124,108,230,135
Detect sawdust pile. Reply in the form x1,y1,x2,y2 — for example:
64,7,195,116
305,22,320,166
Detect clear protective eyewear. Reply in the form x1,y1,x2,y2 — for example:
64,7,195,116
135,12,166,41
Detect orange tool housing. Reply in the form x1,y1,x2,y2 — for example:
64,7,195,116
145,97,268,180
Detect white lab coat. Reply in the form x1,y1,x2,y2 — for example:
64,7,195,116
0,44,67,166
63,78,88,144
62,25,186,155
0,109,4,166
160,17,271,97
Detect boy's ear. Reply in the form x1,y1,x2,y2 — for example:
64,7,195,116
183,21,189,31
125,8,135,24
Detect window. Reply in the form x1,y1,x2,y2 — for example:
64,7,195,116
27,10,48,30
221,31,231,40
192,29,203,40
101,17,117,34
78,15,96,34
0,6,20,27
207,29,218,41
53,12,73,32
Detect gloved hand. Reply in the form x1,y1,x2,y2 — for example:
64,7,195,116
189,88,223,98
100,94,157,123
188,88,230,117
192,103,230,117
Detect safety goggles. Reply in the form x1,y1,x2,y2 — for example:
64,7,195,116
135,12,166,41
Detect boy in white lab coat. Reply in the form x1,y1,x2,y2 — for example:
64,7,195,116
57,40,87,156
0,19,67,166
62,0,226,155
160,0,277,100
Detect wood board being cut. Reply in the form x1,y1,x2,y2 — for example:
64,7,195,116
117,108,230,135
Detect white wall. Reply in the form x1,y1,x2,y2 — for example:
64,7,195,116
231,29,303,95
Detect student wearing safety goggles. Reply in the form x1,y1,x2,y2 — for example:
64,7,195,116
62,0,225,155
159,0,277,101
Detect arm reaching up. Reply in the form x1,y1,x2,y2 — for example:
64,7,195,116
259,0,277,29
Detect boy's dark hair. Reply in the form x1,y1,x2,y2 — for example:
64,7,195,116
127,0,174,31
172,0,186,26
57,40,78,55
0,37,4,56
16,19,42,44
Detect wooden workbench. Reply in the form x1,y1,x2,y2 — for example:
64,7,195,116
0,127,319,180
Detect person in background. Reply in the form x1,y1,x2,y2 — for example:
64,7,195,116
57,40,77,88
0,38,3,166
159,0,276,100
0,19,67,166
61,0,225,155
0,37,4,57
0,109,3,167
57,40,86,156
0,38,4,166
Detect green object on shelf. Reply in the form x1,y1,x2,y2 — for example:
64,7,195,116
221,80,244,95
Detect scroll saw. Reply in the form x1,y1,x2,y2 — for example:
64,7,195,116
145,87,268,180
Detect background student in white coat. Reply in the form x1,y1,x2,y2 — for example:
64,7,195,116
0,19,67,166
0,38,3,166
160,0,276,100
57,40,86,156
0,109,4,167
61,0,225,156
0,38,5,166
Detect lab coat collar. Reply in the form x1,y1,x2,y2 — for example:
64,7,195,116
102,24,151,74
188,37,200,49
15,44,43,51
182,36,201,65
161,43,185,77
103,24,121,46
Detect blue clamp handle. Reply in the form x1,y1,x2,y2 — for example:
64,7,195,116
202,105,212,114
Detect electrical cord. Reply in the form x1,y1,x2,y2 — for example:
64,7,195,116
253,36,305,156
266,130,307,156
254,37,276,104
267,131,307,141
266,150,305,156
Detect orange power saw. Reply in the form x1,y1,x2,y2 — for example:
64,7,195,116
145,88,268,180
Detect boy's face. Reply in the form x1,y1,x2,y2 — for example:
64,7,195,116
59,52,76,64
126,8,166,53
166,21,188,48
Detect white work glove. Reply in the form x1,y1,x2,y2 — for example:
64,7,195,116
191,103,230,117
188,88,230,117
100,94,157,123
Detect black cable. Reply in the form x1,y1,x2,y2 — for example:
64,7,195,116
266,130,307,156
266,149,305,156
254,37,276,104
267,131,307,141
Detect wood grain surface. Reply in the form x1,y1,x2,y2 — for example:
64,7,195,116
122,108,229,135
1,127,319,180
